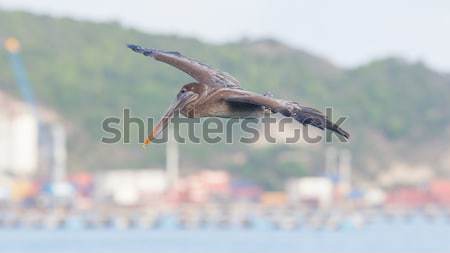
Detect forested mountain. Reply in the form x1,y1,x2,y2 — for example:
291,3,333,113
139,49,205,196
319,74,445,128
1,10,449,189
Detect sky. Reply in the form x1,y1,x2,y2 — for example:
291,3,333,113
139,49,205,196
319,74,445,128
1,0,450,72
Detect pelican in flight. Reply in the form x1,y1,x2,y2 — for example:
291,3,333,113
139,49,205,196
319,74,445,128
127,44,349,145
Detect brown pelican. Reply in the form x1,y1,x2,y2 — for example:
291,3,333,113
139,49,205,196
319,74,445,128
127,44,349,145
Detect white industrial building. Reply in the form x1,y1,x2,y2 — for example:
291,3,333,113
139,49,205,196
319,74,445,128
97,169,168,206
0,90,66,179
286,177,334,208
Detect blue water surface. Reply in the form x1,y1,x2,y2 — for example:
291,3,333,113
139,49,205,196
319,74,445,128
1,216,449,253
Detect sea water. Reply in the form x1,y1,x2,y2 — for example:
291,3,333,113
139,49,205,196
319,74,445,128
0,215,449,253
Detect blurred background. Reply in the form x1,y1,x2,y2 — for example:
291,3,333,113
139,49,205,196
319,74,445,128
0,1,450,253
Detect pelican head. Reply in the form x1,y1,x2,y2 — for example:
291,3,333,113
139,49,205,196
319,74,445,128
143,82,204,146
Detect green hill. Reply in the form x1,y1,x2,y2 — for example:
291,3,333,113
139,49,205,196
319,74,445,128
1,10,449,189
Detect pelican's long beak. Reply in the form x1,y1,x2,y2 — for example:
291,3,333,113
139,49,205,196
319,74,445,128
143,91,197,147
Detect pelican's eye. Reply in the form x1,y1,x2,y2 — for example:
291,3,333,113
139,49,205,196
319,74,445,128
180,88,187,93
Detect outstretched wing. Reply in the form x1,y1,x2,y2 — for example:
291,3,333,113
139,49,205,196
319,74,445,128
225,95,350,139
128,44,241,89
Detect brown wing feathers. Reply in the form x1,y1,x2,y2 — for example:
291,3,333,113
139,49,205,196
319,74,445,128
226,95,350,139
127,44,241,89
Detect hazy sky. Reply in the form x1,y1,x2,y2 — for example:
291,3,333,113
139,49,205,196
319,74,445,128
1,0,449,72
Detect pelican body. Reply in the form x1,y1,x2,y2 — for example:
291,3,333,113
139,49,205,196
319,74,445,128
127,44,349,145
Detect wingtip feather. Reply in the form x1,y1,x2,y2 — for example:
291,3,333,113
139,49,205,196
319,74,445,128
127,44,156,56
336,127,350,140
127,44,141,51
327,120,350,140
